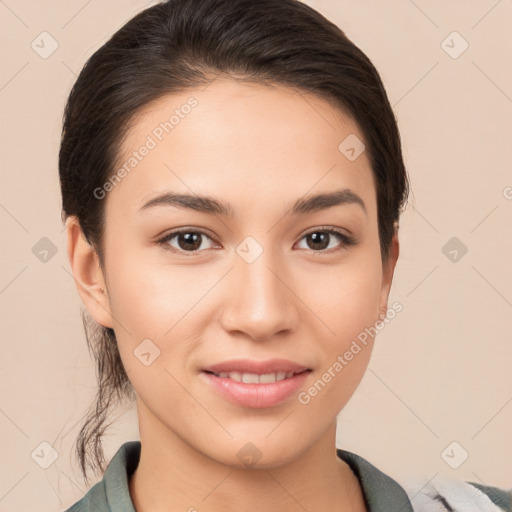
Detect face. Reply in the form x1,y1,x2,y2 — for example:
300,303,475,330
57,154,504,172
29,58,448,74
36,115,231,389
72,76,398,468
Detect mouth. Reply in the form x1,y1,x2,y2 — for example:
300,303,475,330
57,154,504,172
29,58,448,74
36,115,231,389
200,359,312,408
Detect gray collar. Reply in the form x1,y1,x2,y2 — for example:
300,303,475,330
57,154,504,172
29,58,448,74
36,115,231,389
337,448,414,511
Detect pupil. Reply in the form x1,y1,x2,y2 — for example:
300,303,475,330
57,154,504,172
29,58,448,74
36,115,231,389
180,233,201,250
309,232,328,250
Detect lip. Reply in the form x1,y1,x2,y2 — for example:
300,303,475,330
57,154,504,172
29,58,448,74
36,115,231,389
200,358,312,408
202,358,310,375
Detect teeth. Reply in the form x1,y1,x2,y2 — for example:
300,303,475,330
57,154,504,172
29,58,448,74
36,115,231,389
215,371,300,383
242,373,259,384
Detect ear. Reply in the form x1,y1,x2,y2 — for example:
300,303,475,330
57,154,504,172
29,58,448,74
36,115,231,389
66,216,114,328
378,230,400,320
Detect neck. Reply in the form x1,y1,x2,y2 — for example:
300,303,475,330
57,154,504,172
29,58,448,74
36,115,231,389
129,400,366,512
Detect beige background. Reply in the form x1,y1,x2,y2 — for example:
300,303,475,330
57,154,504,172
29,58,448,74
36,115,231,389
1,0,511,510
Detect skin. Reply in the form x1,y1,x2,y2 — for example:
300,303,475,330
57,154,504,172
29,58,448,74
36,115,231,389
67,76,399,512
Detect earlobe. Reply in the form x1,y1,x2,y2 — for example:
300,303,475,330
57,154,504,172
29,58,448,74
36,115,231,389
66,216,114,329
378,232,400,319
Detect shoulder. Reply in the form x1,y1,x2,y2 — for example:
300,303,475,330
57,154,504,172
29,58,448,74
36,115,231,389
337,448,511,512
402,475,512,512
62,441,141,512
62,479,107,512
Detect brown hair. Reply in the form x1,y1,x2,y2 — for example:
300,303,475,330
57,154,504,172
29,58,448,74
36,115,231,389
59,0,409,484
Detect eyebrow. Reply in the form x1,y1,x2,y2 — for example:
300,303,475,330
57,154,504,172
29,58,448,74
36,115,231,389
138,188,367,218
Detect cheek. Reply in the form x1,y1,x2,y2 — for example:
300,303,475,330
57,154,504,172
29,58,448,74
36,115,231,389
298,253,383,401
301,255,383,342
106,256,197,420
106,246,206,338
104,248,217,391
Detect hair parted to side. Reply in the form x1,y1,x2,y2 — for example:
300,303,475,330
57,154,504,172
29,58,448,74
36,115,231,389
59,0,410,484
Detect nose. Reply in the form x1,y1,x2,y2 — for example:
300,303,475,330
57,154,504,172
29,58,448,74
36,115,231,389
219,244,299,341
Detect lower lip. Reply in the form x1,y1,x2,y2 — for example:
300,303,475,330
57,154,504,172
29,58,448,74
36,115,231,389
200,371,311,408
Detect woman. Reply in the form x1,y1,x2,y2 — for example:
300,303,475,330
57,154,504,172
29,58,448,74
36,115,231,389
59,0,511,510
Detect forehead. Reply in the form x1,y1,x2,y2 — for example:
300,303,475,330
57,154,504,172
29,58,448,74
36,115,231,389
105,77,376,221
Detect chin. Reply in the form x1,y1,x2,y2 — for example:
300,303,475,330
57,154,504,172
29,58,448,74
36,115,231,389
200,433,312,470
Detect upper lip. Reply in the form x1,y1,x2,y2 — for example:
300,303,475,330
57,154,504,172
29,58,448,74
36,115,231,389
202,358,311,375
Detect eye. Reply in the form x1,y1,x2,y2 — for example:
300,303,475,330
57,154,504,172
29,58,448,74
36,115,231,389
296,228,356,253
156,228,218,256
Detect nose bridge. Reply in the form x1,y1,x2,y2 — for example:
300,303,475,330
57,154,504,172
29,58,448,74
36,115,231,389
221,235,296,340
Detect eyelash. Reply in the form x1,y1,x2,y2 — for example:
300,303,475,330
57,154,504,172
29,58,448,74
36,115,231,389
155,227,356,257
